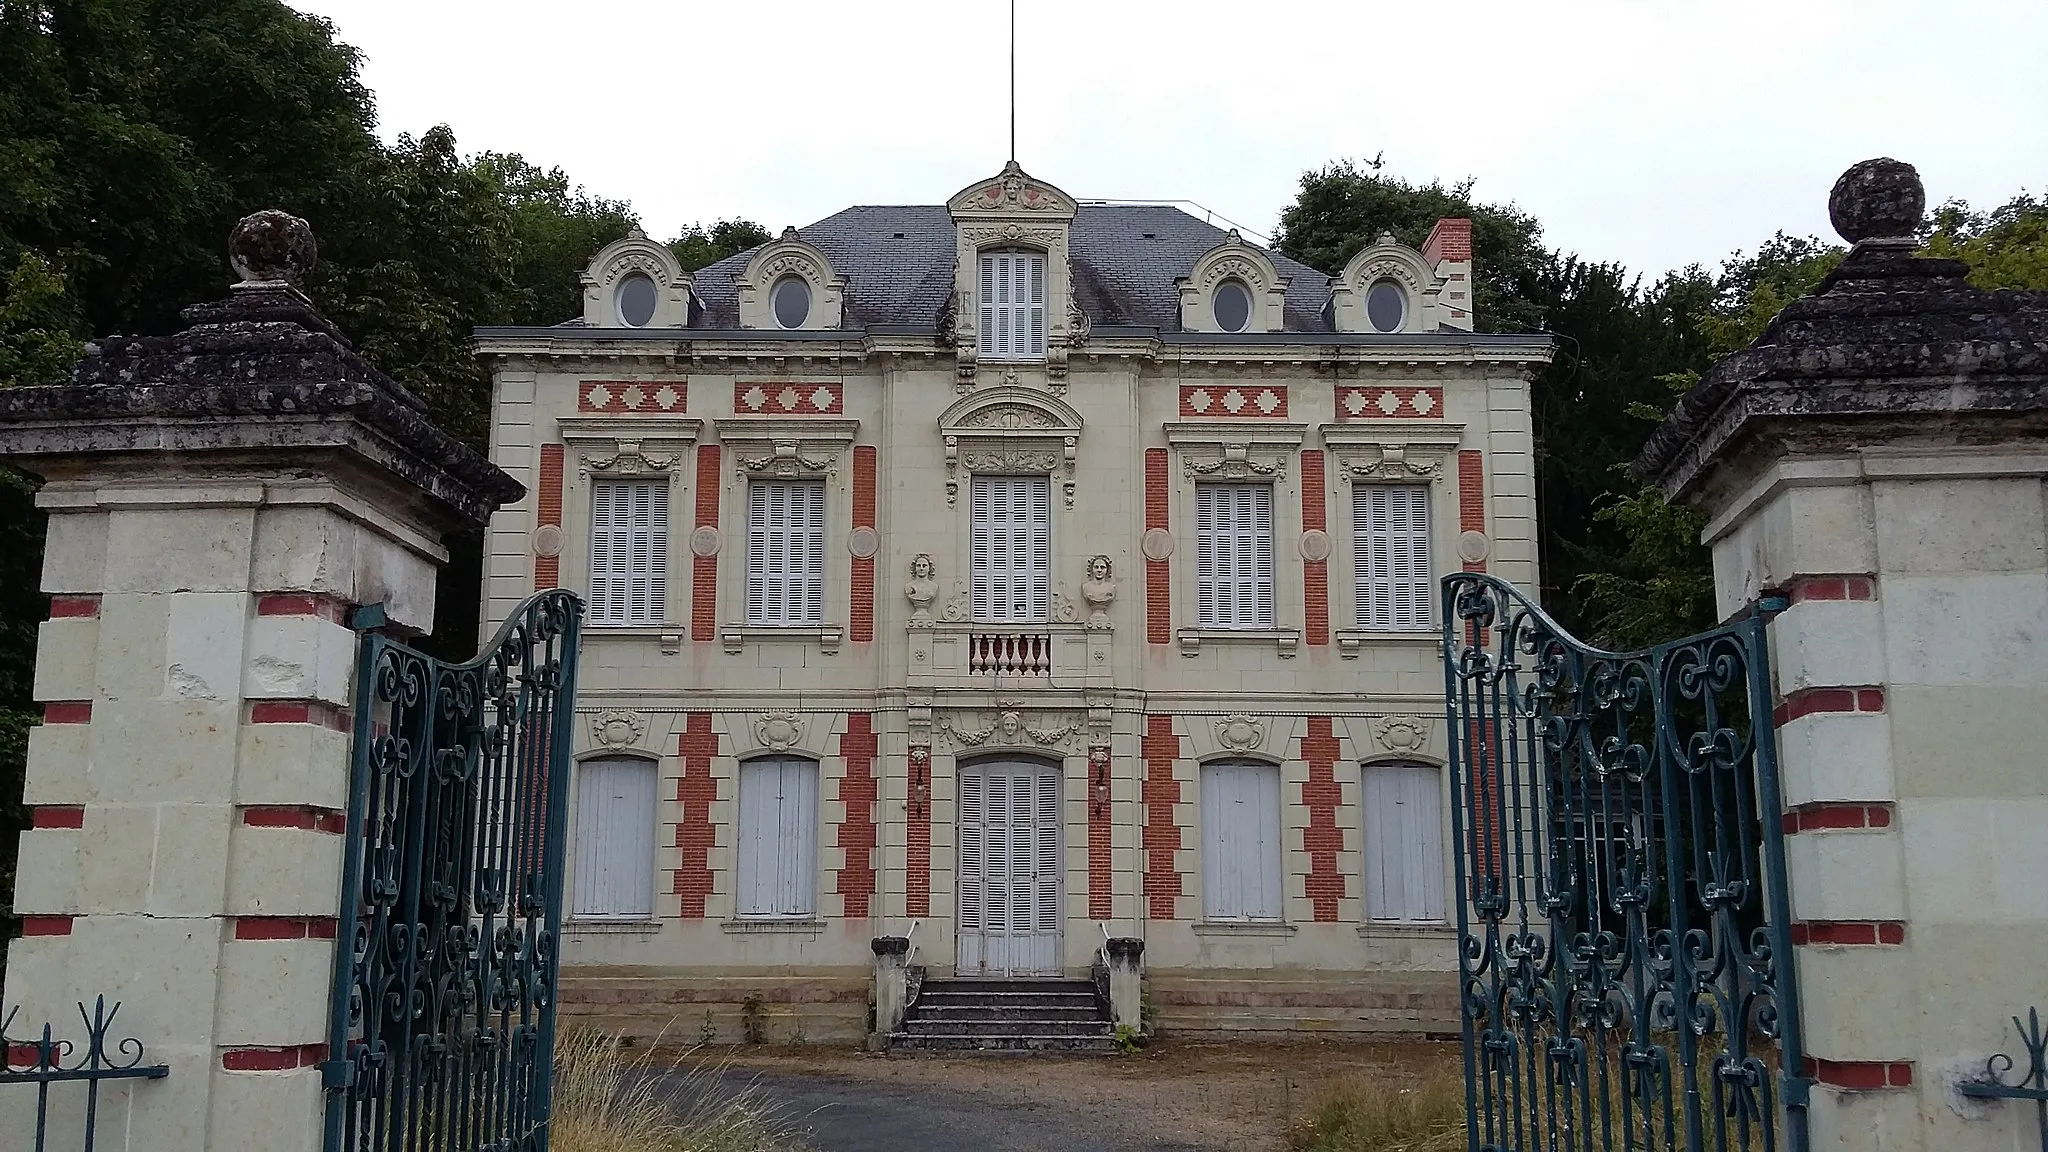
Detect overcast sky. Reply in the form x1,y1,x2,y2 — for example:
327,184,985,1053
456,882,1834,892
292,0,2045,279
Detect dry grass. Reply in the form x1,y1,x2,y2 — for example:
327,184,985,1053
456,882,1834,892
550,1029,812,1152
1284,1064,1467,1152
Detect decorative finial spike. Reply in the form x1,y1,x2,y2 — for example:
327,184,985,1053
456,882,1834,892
228,210,317,287
1829,158,1925,244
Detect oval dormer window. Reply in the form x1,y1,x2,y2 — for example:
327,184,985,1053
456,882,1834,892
1213,279,1252,333
1366,278,1406,333
772,275,811,329
616,272,657,328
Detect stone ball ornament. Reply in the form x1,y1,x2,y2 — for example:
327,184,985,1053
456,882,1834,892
229,209,318,286
1828,158,1924,244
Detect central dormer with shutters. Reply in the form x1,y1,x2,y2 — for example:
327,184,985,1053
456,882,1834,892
947,161,1085,386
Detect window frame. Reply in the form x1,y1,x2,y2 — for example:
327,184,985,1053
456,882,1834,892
1194,482,1277,630
1212,277,1254,333
977,248,1048,362
735,755,821,920
1352,483,1433,632
588,476,670,628
1200,758,1285,923
570,755,659,921
968,472,1053,624
1361,761,1447,923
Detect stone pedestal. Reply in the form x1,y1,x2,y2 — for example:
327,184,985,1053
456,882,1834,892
1639,160,2048,1152
0,216,518,1152
869,936,911,1047
1105,936,1144,1032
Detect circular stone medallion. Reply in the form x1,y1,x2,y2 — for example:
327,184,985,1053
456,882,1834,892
847,526,880,559
532,524,564,559
1457,530,1491,565
690,526,723,558
1299,529,1332,562
1141,527,1175,562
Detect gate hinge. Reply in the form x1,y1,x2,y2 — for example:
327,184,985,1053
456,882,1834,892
348,602,388,633
320,1058,355,1089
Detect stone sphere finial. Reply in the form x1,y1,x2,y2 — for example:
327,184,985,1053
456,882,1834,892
228,209,317,286
1828,158,1924,244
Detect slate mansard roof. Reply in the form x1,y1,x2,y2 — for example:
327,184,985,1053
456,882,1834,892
673,204,1336,334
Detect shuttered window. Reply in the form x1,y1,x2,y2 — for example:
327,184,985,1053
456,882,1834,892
1354,484,1432,630
1363,763,1446,921
969,474,1051,623
746,480,825,625
1195,484,1276,628
737,756,818,918
978,249,1047,361
571,757,657,919
589,478,669,627
1201,760,1283,921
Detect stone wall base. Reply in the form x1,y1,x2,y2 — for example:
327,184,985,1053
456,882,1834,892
558,967,872,1046
1147,970,1458,1037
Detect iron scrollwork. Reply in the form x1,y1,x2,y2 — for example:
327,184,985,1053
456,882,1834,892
322,589,583,1152
1441,573,1806,1152
0,996,169,1152
1958,1008,2048,1152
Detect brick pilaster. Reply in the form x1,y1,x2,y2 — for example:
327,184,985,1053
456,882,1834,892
850,445,877,643
1145,449,1170,645
1141,715,1183,918
906,745,932,918
1302,717,1344,921
1088,745,1113,920
1301,450,1329,646
535,443,564,589
1458,450,1485,573
835,713,878,917
691,445,721,641
673,712,717,917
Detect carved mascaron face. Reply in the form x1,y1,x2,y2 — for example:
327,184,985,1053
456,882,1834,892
910,554,935,581
1086,556,1112,582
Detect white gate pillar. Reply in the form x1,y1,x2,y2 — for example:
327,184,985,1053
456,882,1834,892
0,213,520,1152
1640,160,2048,1152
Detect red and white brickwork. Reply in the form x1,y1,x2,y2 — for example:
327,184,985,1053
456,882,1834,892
673,713,718,917
578,379,688,413
733,381,844,415
1300,718,1344,922
1141,716,1184,919
834,714,878,917
1336,386,1444,419
1178,384,1288,418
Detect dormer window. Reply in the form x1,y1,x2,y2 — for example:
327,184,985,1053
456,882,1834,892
616,272,658,327
978,249,1046,361
1213,279,1253,333
771,275,812,329
1366,279,1407,333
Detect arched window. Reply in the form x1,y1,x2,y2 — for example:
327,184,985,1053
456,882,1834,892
1362,762,1445,921
572,756,658,918
1201,759,1283,921
737,756,819,918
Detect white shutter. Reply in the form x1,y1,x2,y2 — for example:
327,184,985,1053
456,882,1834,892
978,254,997,357
958,771,984,931
977,250,1047,361
738,757,818,917
590,479,667,627
747,480,825,626
1202,761,1282,921
1027,253,1046,356
1365,763,1446,921
572,757,656,919
1196,485,1275,628
1034,770,1060,932
970,474,1051,623
1356,485,1431,630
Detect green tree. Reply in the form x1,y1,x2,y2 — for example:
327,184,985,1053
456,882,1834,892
670,219,772,272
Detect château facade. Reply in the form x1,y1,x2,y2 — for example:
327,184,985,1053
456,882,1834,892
474,163,1552,1039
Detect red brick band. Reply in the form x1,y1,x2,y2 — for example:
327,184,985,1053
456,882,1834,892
691,446,721,642
1774,687,1885,727
906,746,932,918
1790,920,1905,947
535,444,564,590
1088,746,1113,920
1803,1057,1913,1090
1782,802,1894,835
674,712,717,917
220,1043,327,1072
1784,575,1877,604
1141,715,1183,918
1302,717,1344,921
1458,451,1486,573
255,594,351,622
249,700,352,731
1301,451,1330,646
48,595,100,619
41,701,91,724
232,917,340,941
241,806,348,834
851,445,878,644
20,916,73,937
31,805,84,829
1145,449,1171,645
835,714,878,917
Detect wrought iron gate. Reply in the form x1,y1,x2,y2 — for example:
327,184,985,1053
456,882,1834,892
1442,573,1807,1152
323,590,583,1152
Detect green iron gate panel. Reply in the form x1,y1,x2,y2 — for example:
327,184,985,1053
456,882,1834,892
1441,574,1807,1152
324,590,583,1152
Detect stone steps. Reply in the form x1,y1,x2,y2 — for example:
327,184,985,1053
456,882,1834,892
891,978,1117,1053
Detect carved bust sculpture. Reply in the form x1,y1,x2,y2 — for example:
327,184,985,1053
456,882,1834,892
1081,555,1116,628
905,553,938,623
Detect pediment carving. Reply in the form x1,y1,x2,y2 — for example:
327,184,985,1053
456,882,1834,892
1320,422,1465,486
938,387,1083,506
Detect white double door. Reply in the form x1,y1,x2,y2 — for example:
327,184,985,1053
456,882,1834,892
956,759,1063,976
